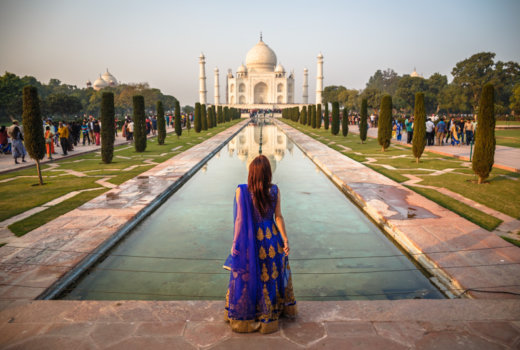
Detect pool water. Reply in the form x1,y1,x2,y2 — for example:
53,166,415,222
63,122,445,301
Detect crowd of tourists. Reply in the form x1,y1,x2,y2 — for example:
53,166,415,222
1,112,191,166
343,113,477,147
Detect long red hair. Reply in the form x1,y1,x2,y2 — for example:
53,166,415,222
248,155,273,217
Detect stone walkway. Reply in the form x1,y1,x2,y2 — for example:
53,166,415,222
347,125,520,173
0,119,519,349
0,300,519,349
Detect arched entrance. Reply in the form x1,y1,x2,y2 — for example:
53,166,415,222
254,82,268,104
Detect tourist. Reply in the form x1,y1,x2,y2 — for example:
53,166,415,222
57,121,69,155
225,155,296,334
127,118,134,141
0,125,11,154
9,120,26,164
44,126,54,159
435,118,447,146
152,116,157,136
405,116,414,144
81,121,91,145
450,121,461,146
93,120,101,145
425,117,435,146
396,119,402,141
88,117,95,143
464,118,474,145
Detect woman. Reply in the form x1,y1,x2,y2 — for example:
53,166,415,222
93,120,101,146
44,126,54,159
225,155,296,334
450,122,460,146
10,120,26,164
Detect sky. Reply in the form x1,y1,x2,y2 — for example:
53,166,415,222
1,0,519,105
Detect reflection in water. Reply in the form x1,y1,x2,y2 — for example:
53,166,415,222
228,122,294,173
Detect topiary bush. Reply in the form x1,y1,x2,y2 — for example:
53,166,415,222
22,86,45,185
360,98,368,143
316,104,322,129
174,100,182,137
377,95,392,151
472,83,495,184
101,92,115,163
324,103,329,130
133,95,147,152
342,108,349,137
194,102,201,132
157,100,166,144
412,92,426,163
331,102,339,135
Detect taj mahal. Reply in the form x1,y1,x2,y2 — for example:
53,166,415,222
199,35,323,108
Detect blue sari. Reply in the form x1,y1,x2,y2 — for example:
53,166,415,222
225,184,296,334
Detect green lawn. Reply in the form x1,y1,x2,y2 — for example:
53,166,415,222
1,121,241,238
496,121,520,125
495,129,520,148
281,119,520,231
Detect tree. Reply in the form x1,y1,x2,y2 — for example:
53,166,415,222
101,92,115,163
316,104,322,129
307,105,312,126
341,109,348,137
324,103,329,130
331,102,339,135
224,107,230,122
451,52,496,112
377,95,392,151
174,100,182,137
182,105,194,115
157,100,166,145
194,102,201,132
472,84,495,184
133,95,147,152
510,84,520,115
301,106,307,125
322,85,347,105
366,68,401,95
217,105,223,124
202,104,208,130
186,111,191,133
412,93,426,163
359,98,368,143
311,104,316,128
22,86,45,185
208,106,213,128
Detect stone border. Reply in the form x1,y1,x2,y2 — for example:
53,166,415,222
275,120,520,299
0,120,249,306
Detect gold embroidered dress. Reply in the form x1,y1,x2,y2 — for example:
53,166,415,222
225,184,296,334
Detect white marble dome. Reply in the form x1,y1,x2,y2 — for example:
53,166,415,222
275,63,285,73
246,39,277,72
93,75,108,90
101,69,118,86
237,64,247,73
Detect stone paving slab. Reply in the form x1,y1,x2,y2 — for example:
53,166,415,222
276,121,520,299
0,120,249,307
0,300,518,349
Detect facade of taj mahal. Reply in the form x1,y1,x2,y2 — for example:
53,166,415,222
199,35,324,109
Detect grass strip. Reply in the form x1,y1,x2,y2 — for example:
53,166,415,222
9,188,108,237
501,236,520,247
405,185,502,231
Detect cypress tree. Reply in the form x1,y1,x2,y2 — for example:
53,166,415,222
412,92,426,163
101,92,115,163
342,108,349,137
331,102,340,135
212,106,217,127
224,107,230,122
201,104,208,130
324,103,329,130
472,83,495,184
307,105,312,126
301,106,307,125
316,104,322,129
157,100,166,145
378,95,393,152
217,106,223,124
174,100,182,137
186,111,191,133
311,105,316,128
22,86,45,185
194,102,201,132
133,95,147,152
360,98,368,143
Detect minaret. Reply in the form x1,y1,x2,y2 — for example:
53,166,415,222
302,68,309,104
199,53,207,105
214,67,220,106
316,52,324,104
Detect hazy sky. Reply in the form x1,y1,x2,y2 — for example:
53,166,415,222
1,0,518,105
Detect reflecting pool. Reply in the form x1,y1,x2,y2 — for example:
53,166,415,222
63,122,444,300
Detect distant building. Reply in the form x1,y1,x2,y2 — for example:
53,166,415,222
410,67,423,78
90,69,119,90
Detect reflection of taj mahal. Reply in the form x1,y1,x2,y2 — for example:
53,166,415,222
199,35,324,107
228,124,294,172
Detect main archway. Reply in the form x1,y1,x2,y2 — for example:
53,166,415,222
254,82,268,104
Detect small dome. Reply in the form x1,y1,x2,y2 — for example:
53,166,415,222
317,52,324,59
410,67,422,78
275,64,285,73
237,64,247,73
101,69,118,86
93,75,108,90
245,39,277,72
